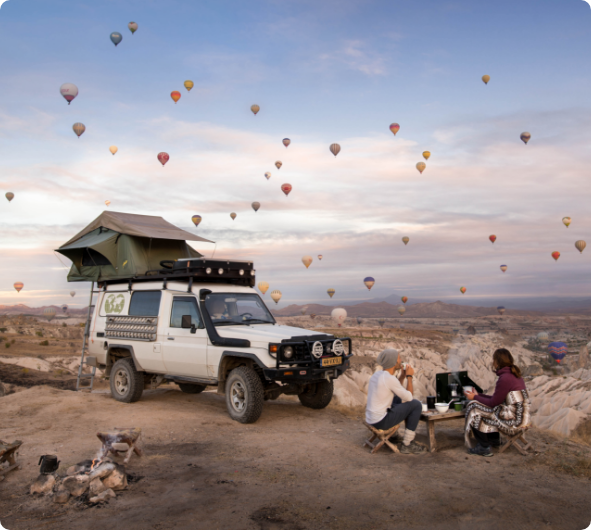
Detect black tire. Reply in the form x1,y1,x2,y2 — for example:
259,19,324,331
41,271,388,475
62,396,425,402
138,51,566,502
178,383,206,394
110,358,144,403
298,380,334,409
225,366,264,424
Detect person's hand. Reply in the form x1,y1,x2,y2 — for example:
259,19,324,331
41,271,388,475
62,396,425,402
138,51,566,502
465,390,477,400
405,365,415,377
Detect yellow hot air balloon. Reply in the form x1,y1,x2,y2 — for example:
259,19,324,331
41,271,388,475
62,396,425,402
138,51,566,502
562,217,571,228
327,288,335,298
416,162,426,174
251,104,260,115
302,255,313,269
109,145,118,155
184,80,194,92
270,290,282,304
575,240,586,254
482,75,490,85
72,122,86,137
402,237,409,245
422,151,431,161
258,281,269,295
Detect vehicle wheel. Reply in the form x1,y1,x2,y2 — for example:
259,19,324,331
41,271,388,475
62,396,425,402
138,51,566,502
225,366,264,424
178,383,206,394
298,380,333,409
110,358,144,403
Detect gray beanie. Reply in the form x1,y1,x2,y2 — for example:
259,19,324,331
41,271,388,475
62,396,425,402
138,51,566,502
377,348,399,370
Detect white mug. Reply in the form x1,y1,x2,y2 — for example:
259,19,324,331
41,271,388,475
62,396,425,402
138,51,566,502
422,403,428,412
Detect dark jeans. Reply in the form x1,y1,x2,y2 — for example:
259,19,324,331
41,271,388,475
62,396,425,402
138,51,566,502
472,427,500,449
371,396,422,432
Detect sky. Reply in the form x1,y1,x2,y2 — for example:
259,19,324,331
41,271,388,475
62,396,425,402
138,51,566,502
0,0,590,310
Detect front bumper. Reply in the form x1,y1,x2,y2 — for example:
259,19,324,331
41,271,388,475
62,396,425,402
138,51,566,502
263,355,351,383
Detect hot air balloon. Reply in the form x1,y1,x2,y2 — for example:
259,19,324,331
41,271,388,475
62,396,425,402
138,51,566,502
520,132,531,145
356,317,363,325
302,255,313,269
60,83,78,104
258,282,269,295
330,143,341,157
327,288,335,298
184,80,194,92
171,91,181,103
157,152,169,166
552,251,560,261
230,212,237,220
270,290,282,304
72,123,85,137
62,305,68,314
575,240,586,254
397,306,406,316
416,162,426,174
548,341,567,363
264,172,271,180
363,277,375,290
422,151,431,160
252,202,261,212
402,237,409,245
282,138,290,148
497,306,505,315
537,331,548,341
318,255,323,260
460,287,467,294
401,296,408,304
500,264,507,273
70,291,76,297
5,192,14,202
105,200,111,207
482,75,490,85
562,217,571,228
192,215,202,227
378,317,386,328
275,161,282,170
128,22,138,34
489,235,497,244
281,183,292,196
13,282,23,293
331,308,347,327
251,104,260,115
389,123,400,136
301,306,308,316
110,32,122,46
43,307,57,322
109,145,118,155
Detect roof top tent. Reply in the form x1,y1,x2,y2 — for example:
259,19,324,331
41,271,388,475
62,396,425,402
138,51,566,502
56,211,214,283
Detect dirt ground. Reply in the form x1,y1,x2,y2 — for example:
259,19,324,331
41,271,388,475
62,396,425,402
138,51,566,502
1,385,591,530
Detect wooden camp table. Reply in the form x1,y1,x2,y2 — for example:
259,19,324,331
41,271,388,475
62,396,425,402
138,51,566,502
420,410,466,453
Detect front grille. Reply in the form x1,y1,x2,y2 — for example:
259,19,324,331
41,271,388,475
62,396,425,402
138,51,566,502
277,337,351,365
105,316,158,342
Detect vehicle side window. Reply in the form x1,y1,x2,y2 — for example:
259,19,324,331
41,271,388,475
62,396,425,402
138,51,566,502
129,291,162,316
170,297,202,328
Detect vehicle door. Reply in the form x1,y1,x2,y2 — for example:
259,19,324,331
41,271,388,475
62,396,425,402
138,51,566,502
162,296,209,377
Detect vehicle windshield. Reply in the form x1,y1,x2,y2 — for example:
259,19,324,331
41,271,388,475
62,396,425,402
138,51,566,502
204,293,275,326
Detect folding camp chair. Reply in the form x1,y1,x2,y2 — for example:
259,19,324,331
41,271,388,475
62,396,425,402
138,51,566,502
363,422,400,454
498,426,532,456
0,439,23,481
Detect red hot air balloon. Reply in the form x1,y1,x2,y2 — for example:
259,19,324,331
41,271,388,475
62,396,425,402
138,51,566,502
389,123,400,135
460,287,467,294
401,296,408,304
171,91,181,103
281,183,292,196
157,152,169,166
489,235,497,244
551,251,560,261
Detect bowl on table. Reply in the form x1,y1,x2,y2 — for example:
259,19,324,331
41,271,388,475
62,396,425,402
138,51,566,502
435,403,450,413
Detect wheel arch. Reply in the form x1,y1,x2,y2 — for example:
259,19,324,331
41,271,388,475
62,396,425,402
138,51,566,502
217,351,267,395
105,344,144,376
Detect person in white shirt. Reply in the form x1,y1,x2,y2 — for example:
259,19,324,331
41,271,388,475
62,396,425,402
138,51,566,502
366,348,424,454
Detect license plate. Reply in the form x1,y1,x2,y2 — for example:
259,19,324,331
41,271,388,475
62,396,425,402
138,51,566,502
321,357,342,367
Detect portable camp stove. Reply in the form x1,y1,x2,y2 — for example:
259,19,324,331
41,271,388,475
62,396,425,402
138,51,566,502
435,371,483,410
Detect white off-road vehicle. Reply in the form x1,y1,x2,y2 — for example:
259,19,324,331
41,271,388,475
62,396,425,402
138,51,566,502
86,258,352,423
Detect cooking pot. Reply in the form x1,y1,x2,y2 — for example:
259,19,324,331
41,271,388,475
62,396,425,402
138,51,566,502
38,454,60,474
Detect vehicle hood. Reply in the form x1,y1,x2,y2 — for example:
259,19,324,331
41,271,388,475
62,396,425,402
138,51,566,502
216,324,331,345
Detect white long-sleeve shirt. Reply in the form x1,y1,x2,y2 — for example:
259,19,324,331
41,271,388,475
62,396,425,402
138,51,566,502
365,370,413,424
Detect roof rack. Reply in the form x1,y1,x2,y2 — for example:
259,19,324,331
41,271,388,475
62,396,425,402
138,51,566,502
99,258,255,288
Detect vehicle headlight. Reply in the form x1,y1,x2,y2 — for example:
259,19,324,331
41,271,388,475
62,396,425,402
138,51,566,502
283,346,294,359
205,267,211,274
218,268,224,274
239,269,244,276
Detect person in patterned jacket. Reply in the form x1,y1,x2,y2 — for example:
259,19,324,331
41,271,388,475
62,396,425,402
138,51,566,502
464,348,530,457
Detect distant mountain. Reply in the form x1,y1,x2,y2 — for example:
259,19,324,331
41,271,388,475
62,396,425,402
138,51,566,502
0,304,88,317
272,300,544,318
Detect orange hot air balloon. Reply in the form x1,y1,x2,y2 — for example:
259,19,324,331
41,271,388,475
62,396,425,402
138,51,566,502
460,287,467,294
401,296,408,304
13,282,24,293
258,281,269,295
551,251,560,261
416,162,426,174
389,123,400,135
171,91,181,103
302,255,313,268
275,161,282,170
281,183,292,196
251,104,260,115
489,235,497,244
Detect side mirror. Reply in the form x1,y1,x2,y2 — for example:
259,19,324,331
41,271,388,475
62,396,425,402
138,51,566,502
181,315,197,334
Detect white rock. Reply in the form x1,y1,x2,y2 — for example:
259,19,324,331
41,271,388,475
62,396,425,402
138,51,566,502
89,488,116,504
30,474,55,495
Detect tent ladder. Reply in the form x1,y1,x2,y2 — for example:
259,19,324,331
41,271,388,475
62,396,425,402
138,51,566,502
76,281,97,392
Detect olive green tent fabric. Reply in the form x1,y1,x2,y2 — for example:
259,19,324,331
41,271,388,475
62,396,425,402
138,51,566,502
56,212,213,283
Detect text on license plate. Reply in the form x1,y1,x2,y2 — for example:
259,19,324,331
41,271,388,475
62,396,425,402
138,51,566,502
321,357,342,367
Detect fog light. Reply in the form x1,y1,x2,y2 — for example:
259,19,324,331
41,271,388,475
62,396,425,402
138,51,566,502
218,268,224,274
283,346,294,359
205,267,211,274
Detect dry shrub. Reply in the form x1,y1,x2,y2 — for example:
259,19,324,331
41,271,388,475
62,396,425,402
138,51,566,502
570,420,591,447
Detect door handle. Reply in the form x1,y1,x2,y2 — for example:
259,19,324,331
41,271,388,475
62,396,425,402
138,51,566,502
167,337,175,341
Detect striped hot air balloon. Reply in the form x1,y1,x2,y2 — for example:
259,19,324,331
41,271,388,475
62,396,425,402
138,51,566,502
171,91,181,103
548,341,567,363
520,132,531,144
282,138,290,148
363,277,375,290
270,290,282,304
389,123,400,135
329,143,341,157
43,307,57,321
575,240,586,254
72,123,85,137
537,332,549,341
500,264,508,273
258,282,269,295
327,288,335,298
13,282,24,293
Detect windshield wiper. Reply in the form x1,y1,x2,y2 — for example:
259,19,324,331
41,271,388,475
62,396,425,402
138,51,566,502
214,321,248,326
242,318,273,324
